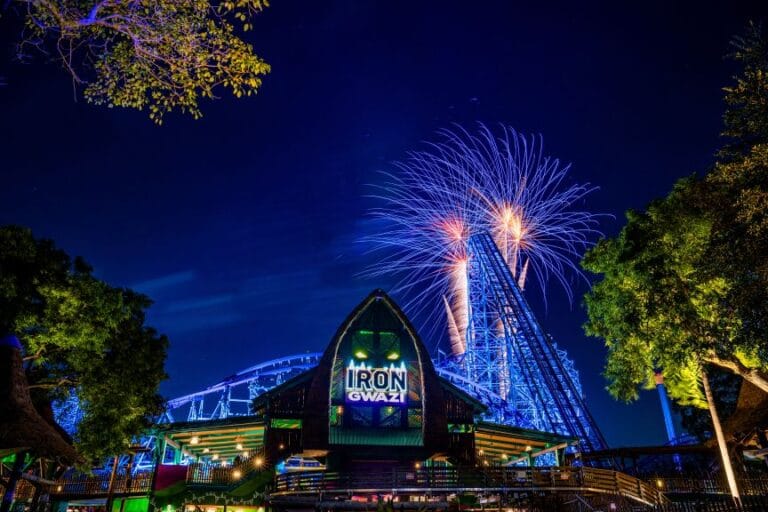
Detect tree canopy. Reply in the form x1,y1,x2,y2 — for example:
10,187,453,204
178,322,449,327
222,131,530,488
582,23,768,408
0,225,167,461
6,0,271,123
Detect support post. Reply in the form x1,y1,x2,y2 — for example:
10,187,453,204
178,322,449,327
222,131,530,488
29,481,43,512
702,369,740,504
159,435,171,466
119,453,136,512
1,452,26,512
105,455,120,512
173,444,182,465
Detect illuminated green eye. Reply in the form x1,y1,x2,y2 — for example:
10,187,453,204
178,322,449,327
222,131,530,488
354,350,368,359
386,352,399,360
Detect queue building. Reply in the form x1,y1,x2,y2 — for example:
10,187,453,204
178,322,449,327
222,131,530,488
43,290,665,512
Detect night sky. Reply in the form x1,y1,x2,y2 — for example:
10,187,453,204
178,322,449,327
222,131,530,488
1,1,765,447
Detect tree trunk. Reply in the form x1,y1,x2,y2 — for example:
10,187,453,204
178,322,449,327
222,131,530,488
702,369,741,504
0,452,26,512
705,355,768,394
105,455,120,512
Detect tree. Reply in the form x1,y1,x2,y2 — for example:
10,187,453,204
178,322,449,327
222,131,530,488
720,21,768,162
581,178,751,404
582,22,768,502
708,23,768,373
581,180,749,500
0,225,168,461
4,1,271,123
582,21,768,407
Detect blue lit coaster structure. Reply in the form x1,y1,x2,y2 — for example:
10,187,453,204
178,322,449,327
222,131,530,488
163,352,507,424
160,232,605,454
164,353,323,422
460,233,605,451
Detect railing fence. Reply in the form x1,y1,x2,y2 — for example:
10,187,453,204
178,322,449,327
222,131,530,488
273,466,666,506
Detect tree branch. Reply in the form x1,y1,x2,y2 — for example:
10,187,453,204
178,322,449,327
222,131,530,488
27,378,75,390
705,354,768,394
22,350,43,362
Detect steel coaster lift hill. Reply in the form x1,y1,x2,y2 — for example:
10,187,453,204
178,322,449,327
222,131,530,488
164,231,606,455
462,232,605,452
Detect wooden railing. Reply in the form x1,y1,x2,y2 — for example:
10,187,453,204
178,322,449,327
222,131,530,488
44,452,268,495
45,453,271,497
186,449,268,486
652,495,768,512
272,466,666,506
49,471,154,497
0,479,37,501
655,476,768,496
186,464,244,486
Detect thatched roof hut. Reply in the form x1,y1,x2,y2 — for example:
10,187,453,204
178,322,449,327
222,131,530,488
0,334,80,465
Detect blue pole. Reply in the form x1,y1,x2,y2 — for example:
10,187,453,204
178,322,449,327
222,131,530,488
655,370,682,471
654,371,676,443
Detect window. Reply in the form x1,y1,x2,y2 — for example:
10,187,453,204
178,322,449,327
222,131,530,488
408,408,423,428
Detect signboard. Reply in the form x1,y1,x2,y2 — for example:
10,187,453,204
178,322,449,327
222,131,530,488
345,361,407,404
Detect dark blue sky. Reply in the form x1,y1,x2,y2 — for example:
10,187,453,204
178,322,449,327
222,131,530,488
1,1,765,447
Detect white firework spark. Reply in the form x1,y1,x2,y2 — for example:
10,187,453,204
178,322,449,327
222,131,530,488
363,123,602,355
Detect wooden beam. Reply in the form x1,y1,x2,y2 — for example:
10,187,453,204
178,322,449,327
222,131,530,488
166,425,265,437
502,442,569,466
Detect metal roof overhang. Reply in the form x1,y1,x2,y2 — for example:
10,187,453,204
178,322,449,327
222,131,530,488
157,416,266,461
474,421,577,463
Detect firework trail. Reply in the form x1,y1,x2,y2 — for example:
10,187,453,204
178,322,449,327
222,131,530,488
363,123,601,356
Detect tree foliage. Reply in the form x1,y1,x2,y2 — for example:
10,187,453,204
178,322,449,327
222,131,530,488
582,23,768,408
582,179,735,406
0,225,167,461
9,0,271,123
720,21,768,161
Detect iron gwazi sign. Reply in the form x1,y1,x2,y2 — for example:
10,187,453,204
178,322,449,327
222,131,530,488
346,361,407,404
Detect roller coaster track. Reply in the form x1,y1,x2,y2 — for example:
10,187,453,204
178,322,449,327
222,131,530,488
465,233,607,451
165,352,510,423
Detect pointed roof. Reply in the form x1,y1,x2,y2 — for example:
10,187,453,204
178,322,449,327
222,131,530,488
303,289,448,451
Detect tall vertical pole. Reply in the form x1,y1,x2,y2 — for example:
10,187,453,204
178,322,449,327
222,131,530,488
654,370,682,471
702,369,740,504
654,371,677,443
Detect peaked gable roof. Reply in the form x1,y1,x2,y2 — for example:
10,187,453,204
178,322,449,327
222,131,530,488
303,289,448,451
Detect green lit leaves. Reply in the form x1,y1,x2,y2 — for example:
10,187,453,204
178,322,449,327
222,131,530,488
583,22,768,415
0,225,168,461
720,21,768,161
18,0,271,123
583,163,768,406
582,178,739,407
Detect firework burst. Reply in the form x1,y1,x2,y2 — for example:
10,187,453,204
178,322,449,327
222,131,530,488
363,123,601,355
